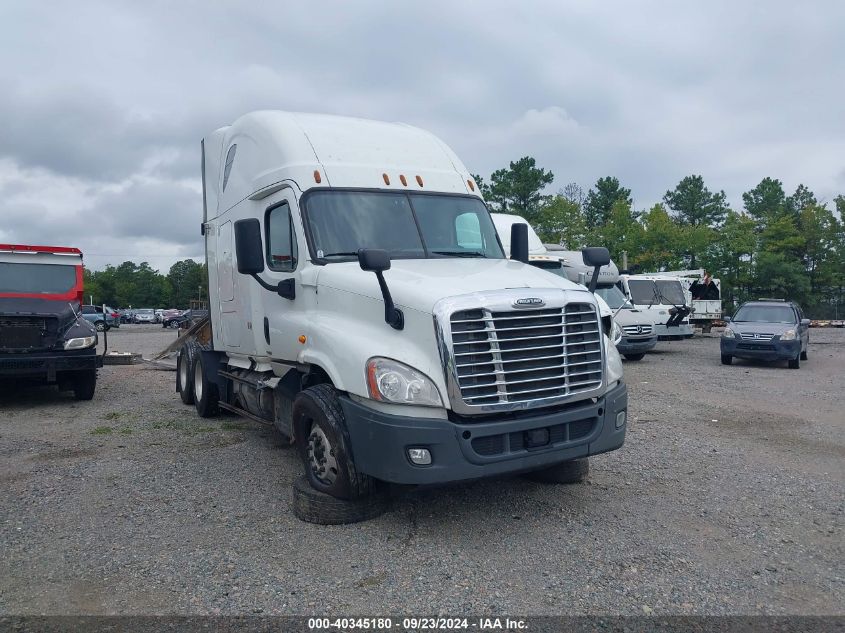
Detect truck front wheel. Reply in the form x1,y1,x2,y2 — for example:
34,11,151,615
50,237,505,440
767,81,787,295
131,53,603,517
73,370,97,401
524,458,589,484
192,353,219,417
293,384,377,501
624,353,645,361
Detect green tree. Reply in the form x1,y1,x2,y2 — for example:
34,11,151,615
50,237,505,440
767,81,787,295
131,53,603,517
663,175,728,227
583,177,632,229
742,177,787,226
485,157,554,223
590,199,642,263
634,203,684,271
534,195,587,248
787,184,817,217
707,211,756,309
168,259,208,308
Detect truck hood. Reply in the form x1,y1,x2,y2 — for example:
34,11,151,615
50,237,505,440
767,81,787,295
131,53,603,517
315,258,594,313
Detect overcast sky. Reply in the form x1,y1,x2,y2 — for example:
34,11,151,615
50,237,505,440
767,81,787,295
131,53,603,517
1,1,843,272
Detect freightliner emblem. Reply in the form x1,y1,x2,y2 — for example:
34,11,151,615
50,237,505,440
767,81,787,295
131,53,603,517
513,297,545,308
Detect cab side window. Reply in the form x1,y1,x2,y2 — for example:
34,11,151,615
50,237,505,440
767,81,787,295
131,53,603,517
266,202,298,272
82,306,95,314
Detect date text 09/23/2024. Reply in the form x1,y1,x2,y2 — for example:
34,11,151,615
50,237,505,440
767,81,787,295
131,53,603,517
308,617,528,631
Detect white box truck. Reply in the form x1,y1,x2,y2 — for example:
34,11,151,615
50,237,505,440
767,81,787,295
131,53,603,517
180,111,627,523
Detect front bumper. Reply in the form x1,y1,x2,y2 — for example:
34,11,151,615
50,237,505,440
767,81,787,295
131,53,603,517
655,323,693,338
617,335,657,355
341,382,627,485
721,337,800,361
0,348,102,378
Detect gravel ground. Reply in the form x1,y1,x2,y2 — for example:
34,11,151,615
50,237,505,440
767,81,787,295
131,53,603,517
0,324,842,615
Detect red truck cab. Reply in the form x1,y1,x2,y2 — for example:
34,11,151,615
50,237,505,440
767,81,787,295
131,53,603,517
0,244,101,400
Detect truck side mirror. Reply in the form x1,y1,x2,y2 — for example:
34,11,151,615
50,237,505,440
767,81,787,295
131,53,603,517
510,224,529,264
358,248,391,273
234,219,265,275
358,249,403,330
581,246,610,293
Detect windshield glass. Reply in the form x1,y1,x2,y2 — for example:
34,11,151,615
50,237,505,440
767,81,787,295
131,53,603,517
595,285,628,309
655,280,686,305
303,191,503,261
0,262,77,295
733,305,796,323
627,279,657,305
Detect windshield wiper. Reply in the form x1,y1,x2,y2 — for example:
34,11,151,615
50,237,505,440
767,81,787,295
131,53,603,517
321,251,359,258
431,250,487,258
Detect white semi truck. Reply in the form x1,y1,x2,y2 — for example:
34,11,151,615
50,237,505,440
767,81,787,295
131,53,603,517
180,111,628,523
617,274,694,339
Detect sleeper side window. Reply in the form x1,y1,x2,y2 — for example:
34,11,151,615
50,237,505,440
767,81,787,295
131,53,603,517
222,144,237,192
266,202,298,272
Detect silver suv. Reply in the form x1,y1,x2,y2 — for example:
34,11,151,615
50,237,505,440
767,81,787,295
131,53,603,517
720,300,810,369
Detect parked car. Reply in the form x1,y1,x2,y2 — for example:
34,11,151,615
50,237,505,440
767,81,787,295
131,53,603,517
118,309,136,324
81,305,120,331
133,308,157,324
720,299,810,369
166,309,208,329
161,309,186,328
154,309,164,323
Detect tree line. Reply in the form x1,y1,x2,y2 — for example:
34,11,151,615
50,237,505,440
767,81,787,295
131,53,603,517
84,259,208,309
473,158,845,317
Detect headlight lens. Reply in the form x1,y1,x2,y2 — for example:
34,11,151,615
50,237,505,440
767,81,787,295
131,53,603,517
604,335,624,385
722,327,735,338
780,329,797,341
611,320,623,346
64,335,97,350
366,357,443,407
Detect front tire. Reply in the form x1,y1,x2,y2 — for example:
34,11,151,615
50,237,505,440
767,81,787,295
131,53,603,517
524,458,589,484
624,353,645,361
291,475,388,525
788,354,800,369
293,384,376,500
94,321,105,332
192,352,219,417
721,354,733,365
177,344,195,405
73,370,97,401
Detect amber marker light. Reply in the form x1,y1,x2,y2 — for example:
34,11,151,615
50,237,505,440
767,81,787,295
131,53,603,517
399,174,408,186
467,179,475,191
298,335,307,344
383,173,390,185
416,175,424,187
313,170,322,183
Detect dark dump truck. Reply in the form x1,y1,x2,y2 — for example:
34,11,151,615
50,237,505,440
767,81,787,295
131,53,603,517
0,244,102,400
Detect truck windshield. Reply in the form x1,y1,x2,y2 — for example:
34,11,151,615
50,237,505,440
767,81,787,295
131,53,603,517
627,280,657,305
655,280,686,305
0,263,77,295
595,285,628,309
732,305,796,323
303,191,504,261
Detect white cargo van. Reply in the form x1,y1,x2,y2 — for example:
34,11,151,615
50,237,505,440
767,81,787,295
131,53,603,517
181,111,627,523
618,274,694,339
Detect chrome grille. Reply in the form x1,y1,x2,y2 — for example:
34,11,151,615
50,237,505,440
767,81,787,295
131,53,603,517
449,303,603,407
622,323,652,336
740,332,775,341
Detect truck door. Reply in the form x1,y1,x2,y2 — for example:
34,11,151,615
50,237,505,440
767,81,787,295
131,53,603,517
260,193,301,361
218,221,241,348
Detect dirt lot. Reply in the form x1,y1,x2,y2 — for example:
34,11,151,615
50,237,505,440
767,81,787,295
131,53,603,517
0,325,842,615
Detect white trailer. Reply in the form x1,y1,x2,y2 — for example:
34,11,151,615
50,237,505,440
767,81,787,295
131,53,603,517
181,111,628,523
659,269,723,332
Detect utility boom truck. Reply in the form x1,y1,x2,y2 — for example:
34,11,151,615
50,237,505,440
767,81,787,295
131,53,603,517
180,111,627,523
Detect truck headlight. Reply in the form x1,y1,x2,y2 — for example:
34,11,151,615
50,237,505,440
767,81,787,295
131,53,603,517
604,335,624,385
366,357,443,407
780,329,797,341
64,335,97,350
611,320,623,346
722,327,735,338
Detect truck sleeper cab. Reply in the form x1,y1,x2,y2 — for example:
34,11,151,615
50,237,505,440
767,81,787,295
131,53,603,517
0,244,101,400
182,111,627,521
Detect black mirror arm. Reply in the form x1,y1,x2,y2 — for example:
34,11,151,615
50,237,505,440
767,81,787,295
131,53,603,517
588,267,601,294
375,271,404,330
250,274,296,300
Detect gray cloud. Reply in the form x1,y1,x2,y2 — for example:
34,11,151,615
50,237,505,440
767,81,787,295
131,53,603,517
1,0,843,271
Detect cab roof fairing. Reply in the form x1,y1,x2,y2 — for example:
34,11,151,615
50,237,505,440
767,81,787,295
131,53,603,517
203,111,481,219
